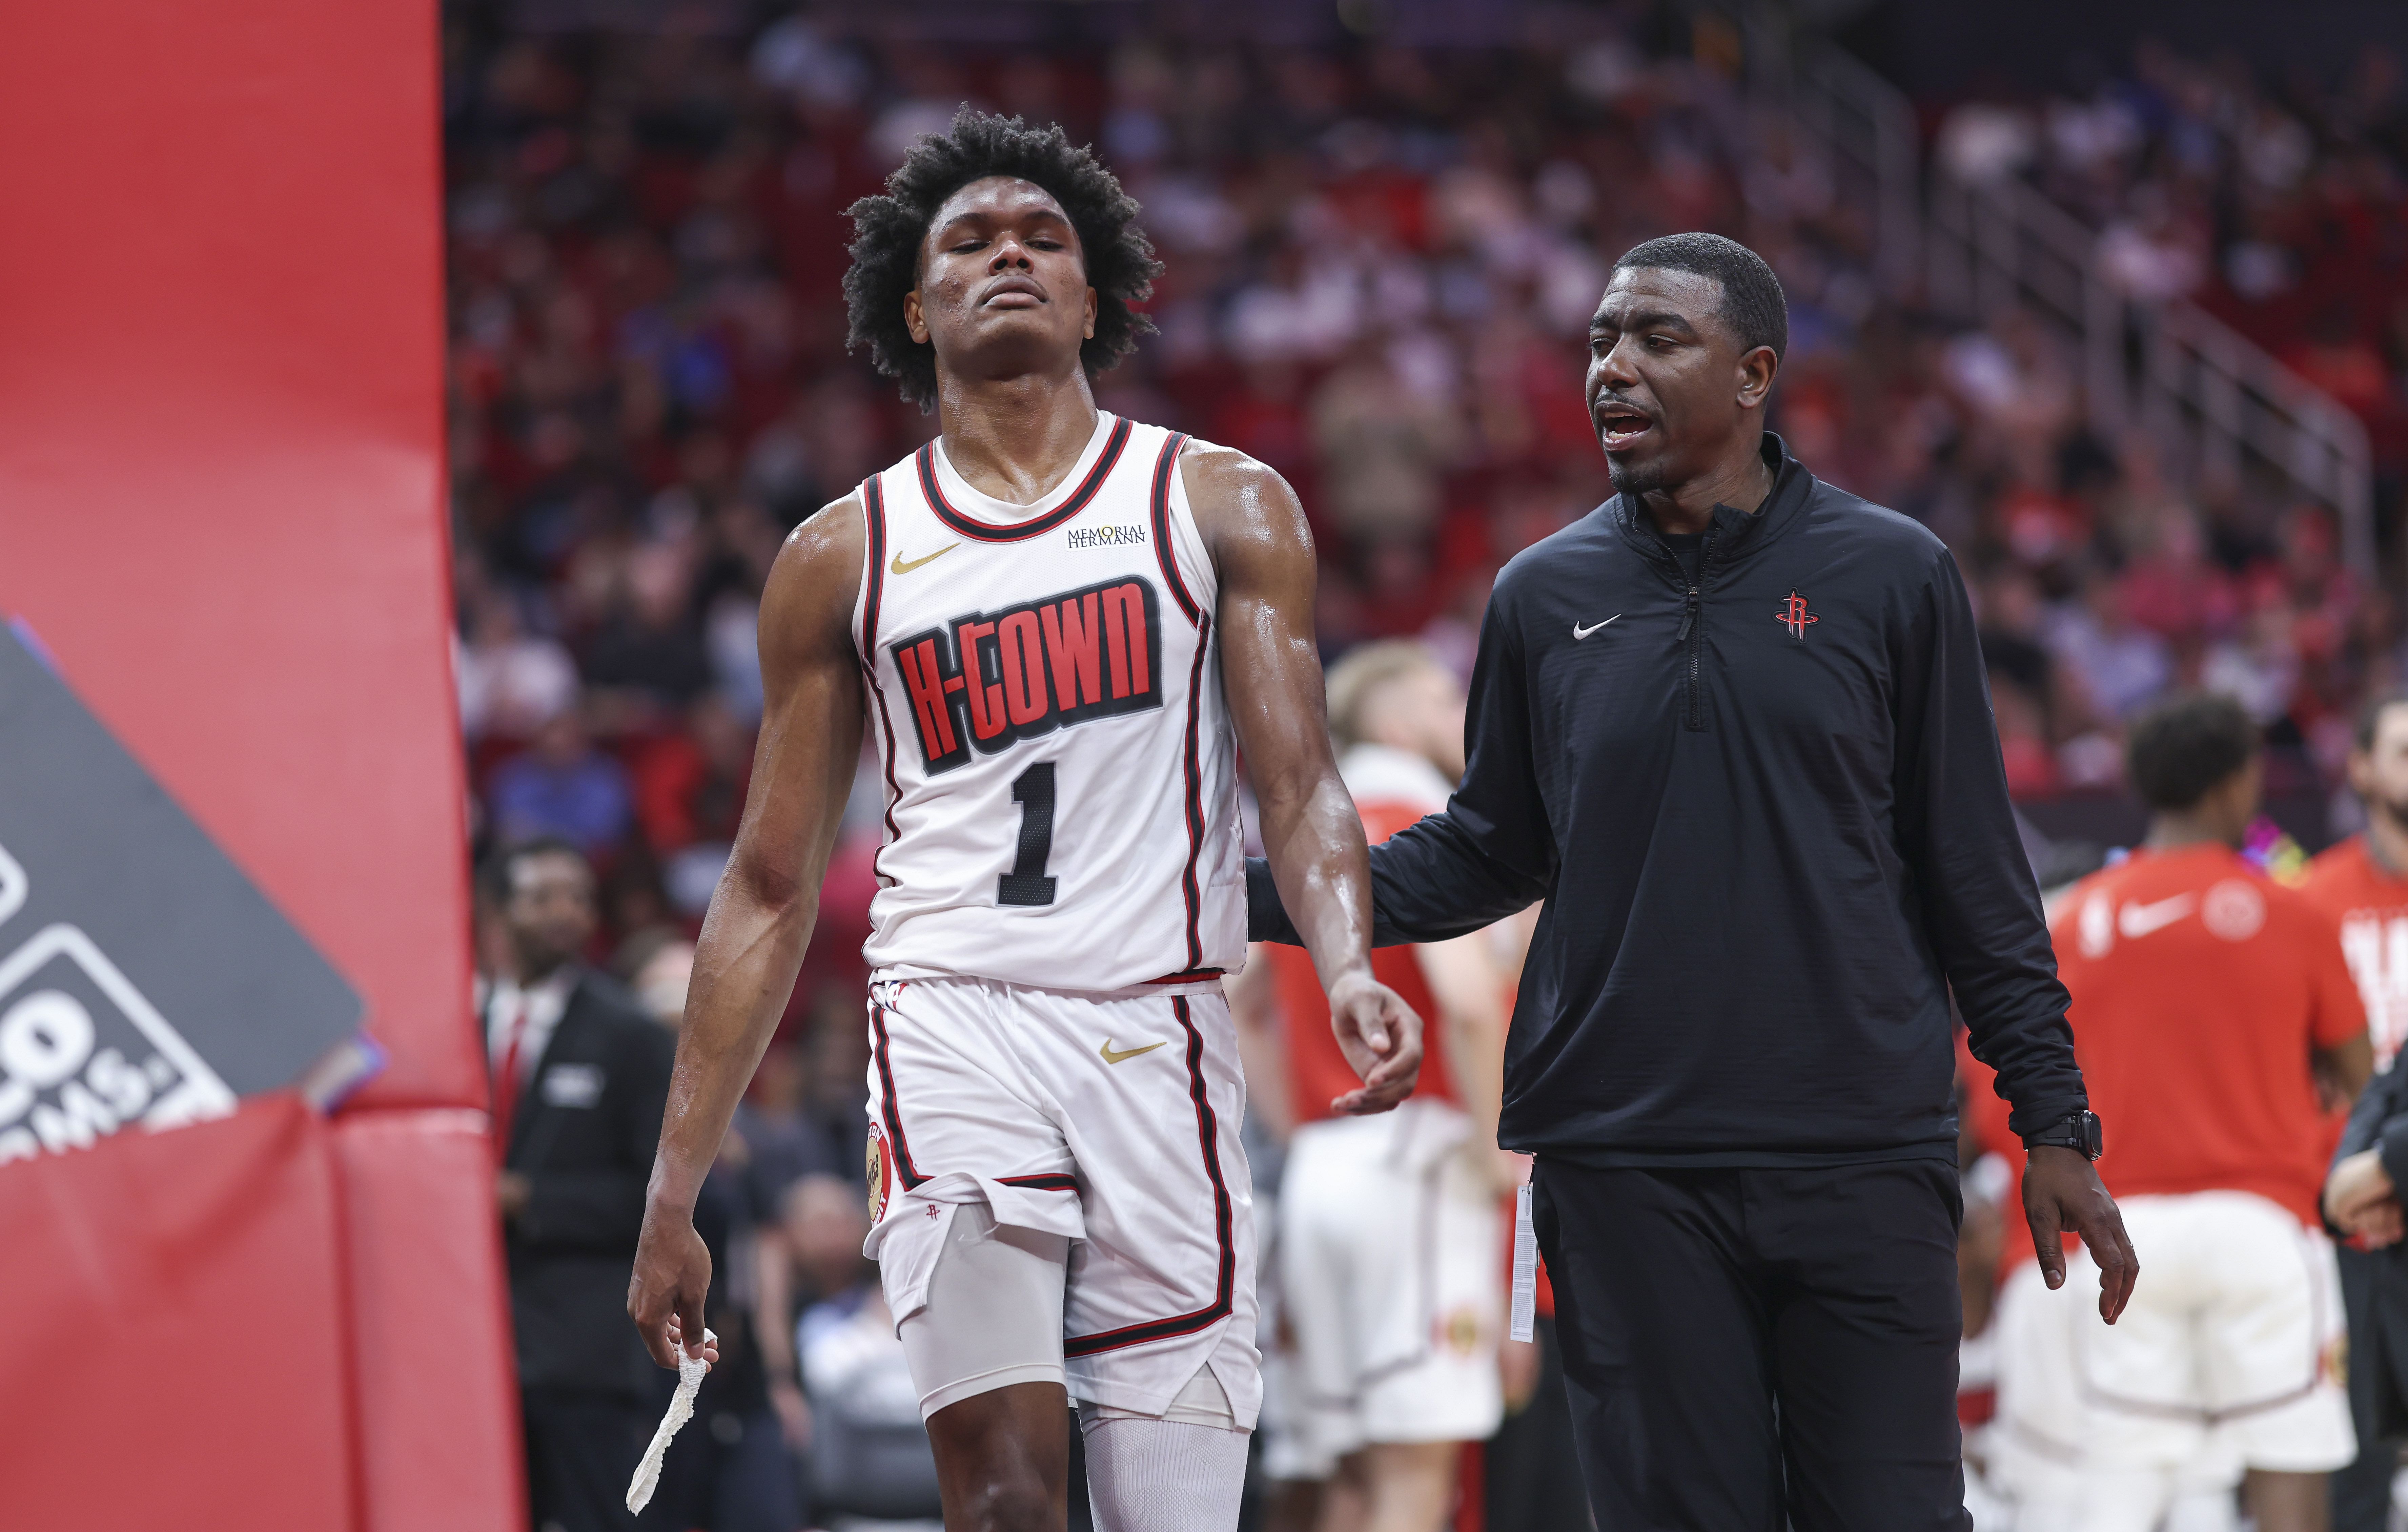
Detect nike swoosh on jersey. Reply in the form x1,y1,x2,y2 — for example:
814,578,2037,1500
890,542,960,575
1573,616,1621,639
1099,1038,1169,1065
2117,893,2198,939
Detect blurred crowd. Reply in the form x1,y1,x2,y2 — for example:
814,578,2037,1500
443,4,2408,1528
1926,41,2408,807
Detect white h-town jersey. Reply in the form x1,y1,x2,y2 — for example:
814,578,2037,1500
851,413,1245,992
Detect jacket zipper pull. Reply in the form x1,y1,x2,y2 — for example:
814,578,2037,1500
1676,585,1699,643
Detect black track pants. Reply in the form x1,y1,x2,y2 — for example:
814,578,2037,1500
1532,1157,1971,1531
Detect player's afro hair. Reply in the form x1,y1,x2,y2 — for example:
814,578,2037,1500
843,107,1163,412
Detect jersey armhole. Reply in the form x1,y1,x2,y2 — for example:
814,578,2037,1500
1160,435,1218,625
855,474,887,665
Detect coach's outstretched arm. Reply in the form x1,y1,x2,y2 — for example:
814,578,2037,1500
628,498,865,1369
1245,579,1555,950
1186,443,1424,1116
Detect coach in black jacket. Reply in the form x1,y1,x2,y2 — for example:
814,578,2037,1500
484,838,676,1532
2327,1051,2408,1454
1251,234,2136,1529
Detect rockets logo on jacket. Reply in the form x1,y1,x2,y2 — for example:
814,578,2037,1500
889,576,1165,773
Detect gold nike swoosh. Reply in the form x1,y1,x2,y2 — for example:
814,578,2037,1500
890,542,960,575
1100,1038,1169,1065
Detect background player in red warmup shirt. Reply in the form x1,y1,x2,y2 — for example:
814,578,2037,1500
2305,691,2408,1527
1992,693,2370,1532
1239,641,1521,1532
2305,695,2408,1072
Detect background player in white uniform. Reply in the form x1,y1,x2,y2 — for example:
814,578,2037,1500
627,108,1422,1532
1238,641,1521,1532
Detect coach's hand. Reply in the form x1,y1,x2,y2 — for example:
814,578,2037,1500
2024,1146,2138,1324
629,1197,714,1369
1327,969,1423,1115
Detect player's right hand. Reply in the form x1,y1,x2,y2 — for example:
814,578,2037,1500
628,1198,714,1369
1326,969,1423,1116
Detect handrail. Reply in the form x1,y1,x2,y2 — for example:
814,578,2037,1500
1754,31,2379,582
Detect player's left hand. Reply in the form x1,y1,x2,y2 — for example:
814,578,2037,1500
2024,1146,2138,1325
629,1198,715,1369
663,1314,718,1371
1326,969,1422,1115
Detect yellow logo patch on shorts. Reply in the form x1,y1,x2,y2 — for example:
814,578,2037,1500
866,1128,890,1224
1441,1306,1483,1356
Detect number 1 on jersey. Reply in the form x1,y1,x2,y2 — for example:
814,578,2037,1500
998,762,1059,907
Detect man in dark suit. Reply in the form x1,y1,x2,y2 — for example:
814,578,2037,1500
482,837,676,1532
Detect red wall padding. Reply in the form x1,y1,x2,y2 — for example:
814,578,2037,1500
336,1109,524,1532
0,4,519,1529
0,1098,356,1529
0,0,479,1113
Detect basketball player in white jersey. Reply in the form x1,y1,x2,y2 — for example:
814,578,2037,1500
626,109,1423,1532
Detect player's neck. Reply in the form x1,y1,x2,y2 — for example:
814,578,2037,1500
934,368,1102,506
2367,809,2408,878
2143,815,2239,855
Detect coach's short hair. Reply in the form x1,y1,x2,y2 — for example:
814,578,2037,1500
1325,640,1443,753
2126,692,2259,811
1612,233,1789,362
843,106,1163,412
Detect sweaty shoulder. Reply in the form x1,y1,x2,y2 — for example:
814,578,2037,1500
1177,436,1294,522
1175,435,1310,562
760,492,866,661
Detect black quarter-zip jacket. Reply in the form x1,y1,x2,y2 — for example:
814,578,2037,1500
1252,434,2088,1165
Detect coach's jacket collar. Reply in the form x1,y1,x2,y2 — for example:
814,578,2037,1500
1610,431,1814,572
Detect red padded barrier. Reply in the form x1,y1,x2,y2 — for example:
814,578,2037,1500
0,0,481,1114
335,1109,524,1532
0,1096,355,1529
0,6,520,1530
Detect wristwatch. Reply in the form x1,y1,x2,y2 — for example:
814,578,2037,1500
2023,1110,2103,1161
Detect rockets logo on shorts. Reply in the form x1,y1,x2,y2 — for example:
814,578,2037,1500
889,578,1163,773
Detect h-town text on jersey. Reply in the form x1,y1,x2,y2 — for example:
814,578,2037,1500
889,576,1165,772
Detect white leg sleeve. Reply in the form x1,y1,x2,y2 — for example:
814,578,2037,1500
1079,1365,1250,1532
895,1199,1069,1420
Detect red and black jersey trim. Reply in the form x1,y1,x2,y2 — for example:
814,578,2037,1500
1064,996,1236,1358
1147,431,1199,625
916,416,1134,543
1145,967,1225,985
857,478,904,874
1175,614,1211,973
867,1001,928,1191
996,1172,1080,1192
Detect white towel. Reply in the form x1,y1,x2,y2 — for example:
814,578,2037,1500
626,1329,715,1514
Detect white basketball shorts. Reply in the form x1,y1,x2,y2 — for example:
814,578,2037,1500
1265,1099,1504,1479
1992,1188,2352,1506
860,974,1261,1426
